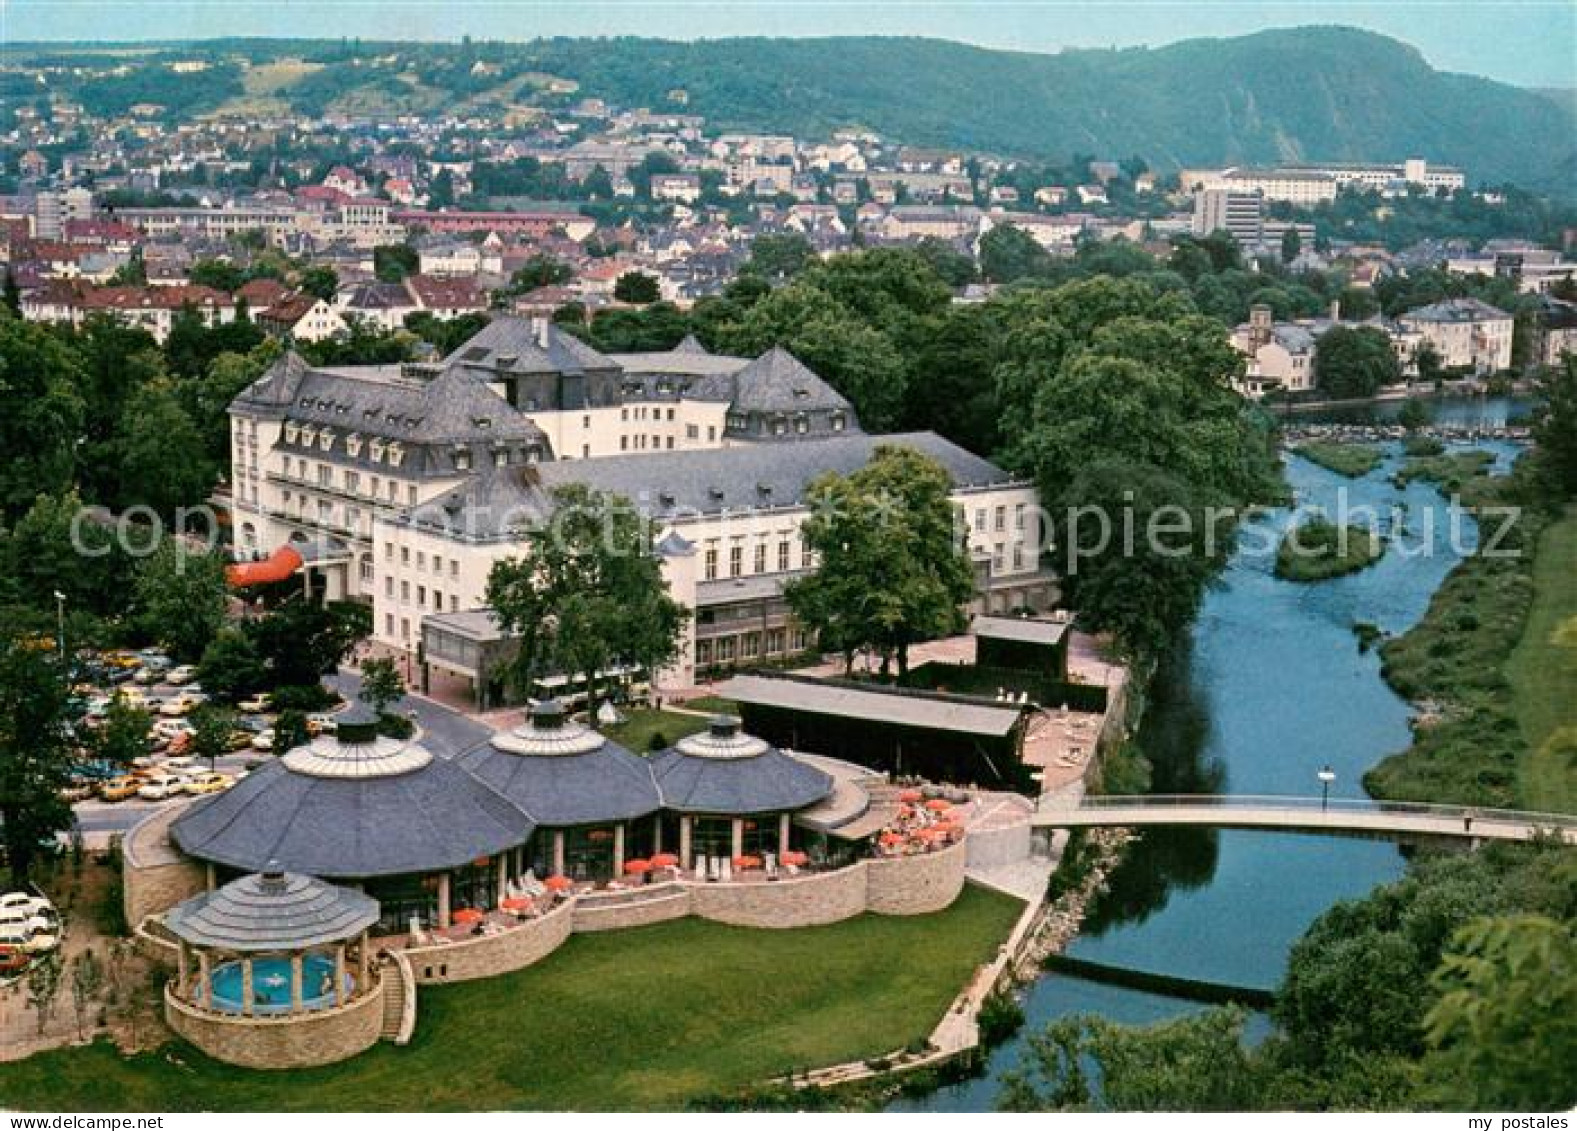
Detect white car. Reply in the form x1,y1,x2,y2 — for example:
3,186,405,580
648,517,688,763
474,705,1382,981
166,665,199,686
152,719,195,741
0,893,53,919
237,694,273,714
251,729,276,752
159,693,206,717
0,924,59,954
136,774,189,801
162,755,197,771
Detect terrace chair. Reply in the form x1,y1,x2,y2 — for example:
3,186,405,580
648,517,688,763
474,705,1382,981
764,852,778,878
721,858,733,883
784,861,800,877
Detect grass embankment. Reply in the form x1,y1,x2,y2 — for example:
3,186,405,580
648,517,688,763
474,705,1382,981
1365,463,1575,812
1292,442,1385,478
0,886,1024,1112
1274,519,1385,581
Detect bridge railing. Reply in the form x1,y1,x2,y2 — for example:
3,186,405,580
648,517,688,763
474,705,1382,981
1040,793,1577,830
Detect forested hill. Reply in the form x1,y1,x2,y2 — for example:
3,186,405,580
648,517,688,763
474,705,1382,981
517,28,1575,188
17,27,1576,190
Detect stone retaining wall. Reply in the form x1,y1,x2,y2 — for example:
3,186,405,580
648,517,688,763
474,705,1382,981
163,978,385,1070
572,887,693,933
866,840,967,915
404,899,575,985
123,804,207,928
690,863,869,929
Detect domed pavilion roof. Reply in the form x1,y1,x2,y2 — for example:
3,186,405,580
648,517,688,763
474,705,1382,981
649,717,834,815
164,866,380,952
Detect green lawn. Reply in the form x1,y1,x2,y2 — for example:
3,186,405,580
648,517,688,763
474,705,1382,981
599,707,710,753
1505,510,1577,813
682,696,739,716
0,886,1023,1112
1292,441,1385,478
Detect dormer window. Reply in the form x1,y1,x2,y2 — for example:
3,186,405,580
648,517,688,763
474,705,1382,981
794,414,809,434
772,415,787,436
387,442,405,468
299,425,317,447
454,447,472,471
346,433,363,457
494,449,509,468
318,429,335,451
831,412,846,432
283,422,299,443
369,438,385,463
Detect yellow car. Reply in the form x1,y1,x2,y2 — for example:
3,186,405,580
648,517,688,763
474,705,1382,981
98,777,142,802
183,773,233,796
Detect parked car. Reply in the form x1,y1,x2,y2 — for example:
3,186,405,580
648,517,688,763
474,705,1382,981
98,776,142,802
166,665,199,686
60,780,95,804
152,719,195,741
159,693,205,717
237,694,273,714
0,893,52,919
227,729,255,751
307,714,338,736
136,774,188,801
183,772,233,796
0,923,58,955
251,729,276,752
0,945,30,975
162,755,196,771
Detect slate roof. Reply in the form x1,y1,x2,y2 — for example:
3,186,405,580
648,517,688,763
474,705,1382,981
457,713,663,827
649,720,834,815
170,743,534,880
442,315,619,377
165,870,380,952
1401,297,1512,324
728,347,854,416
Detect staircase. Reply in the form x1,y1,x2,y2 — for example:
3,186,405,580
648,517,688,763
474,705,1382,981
379,951,417,1044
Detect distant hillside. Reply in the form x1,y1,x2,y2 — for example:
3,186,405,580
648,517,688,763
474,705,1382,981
15,27,1575,190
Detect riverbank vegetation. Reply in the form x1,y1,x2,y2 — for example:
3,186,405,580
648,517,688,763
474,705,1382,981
1000,841,1577,1111
1291,441,1384,478
0,887,1024,1111
1274,518,1384,581
1393,448,1496,494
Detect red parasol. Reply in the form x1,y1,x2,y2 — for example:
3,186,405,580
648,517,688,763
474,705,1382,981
623,858,653,875
879,831,906,847
543,875,573,892
500,896,532,912
924,799,953,812
780,850,809,867
732,854,762,870
898,789,923,803
452,908,484,925
650,853,680,867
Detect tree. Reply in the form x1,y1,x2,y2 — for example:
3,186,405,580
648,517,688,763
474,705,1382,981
110,380,214,517
297,265,339,302
979,223,1052,284
1396,397,1433,432
1280,226,1302,265
744,233,815,281
88,691,151,770
187,259,245,293
912,236,977,288
1,491,129,618
177,345,277,468
245,599,364,688
68,948,104,1042
612,270,660,305
188,701,235,770
0,633,75,885
1314,325,1402,399
131,540,229,663
373,243,418,283
26,951,63,1037
1414,340,1444,386
197,628,267,704
1422,915,1577,1110
1047,457,1232,660
999,1008,1264,1111
272,708,311,756
506,255,571,294
786,446,975,677
0,317,85,522
2,268,20,315
486,484,687,707
1531,353,1577,498
358,656,404,715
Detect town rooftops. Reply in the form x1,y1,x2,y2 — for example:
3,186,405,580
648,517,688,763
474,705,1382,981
1401,297,1512,323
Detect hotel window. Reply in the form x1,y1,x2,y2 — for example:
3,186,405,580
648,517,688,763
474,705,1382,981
974,509,986,532
777,540,790,572
707,426,716,442
416,552,426,570
401,581,410,602
385,576,394,598
1012,543,1024,569
620,436,629,452
741,633,760,659
401,547,410,565
766,628,785,654
388,481,397,501
371,475,381,497
704,547,718,581
401,618,410,641
729,545,743,578
450,594,459,612
407,485,417,506
417,586,426,607
801,542,813,569
455,449,471,471
754,543,767,574
346,433,362,458
282,455,292,478
450,560,459,579
696,641,713,667
319,430,335,452
1015,503,1026,530
345,470,360,493
993,544,1005,571
995,506,1006,532
666,437,675,450
621,408,629,422
317,465,331,487
582,415,591,428
385,614,395,636
716,637,736,663
433,555,443,575
370,439,384,463
687,424,699,440
384,542,393,560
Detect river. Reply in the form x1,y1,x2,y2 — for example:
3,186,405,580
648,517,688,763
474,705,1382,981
896,398,1527,1111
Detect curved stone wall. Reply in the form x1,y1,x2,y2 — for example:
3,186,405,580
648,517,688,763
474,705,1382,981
404,899,575,984
690,863,869,929
866,840,968,915
572,886,693,933
163,977,384,1070
123,804,207,928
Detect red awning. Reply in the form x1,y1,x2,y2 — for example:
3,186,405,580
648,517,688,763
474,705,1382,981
226,545,304,588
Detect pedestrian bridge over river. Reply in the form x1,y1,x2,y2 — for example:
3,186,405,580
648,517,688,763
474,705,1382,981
1032,795,1577,845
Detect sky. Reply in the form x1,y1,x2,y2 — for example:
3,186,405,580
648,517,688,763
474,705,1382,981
3,1,1574,88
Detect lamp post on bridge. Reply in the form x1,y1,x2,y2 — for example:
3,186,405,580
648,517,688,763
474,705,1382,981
1317,765,1336,812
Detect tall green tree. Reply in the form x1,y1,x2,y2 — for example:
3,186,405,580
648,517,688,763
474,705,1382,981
0,317,85,522
196,628,267,704
0,632,76,884
88,691,151,770
1314,325,1403,398
486,485,687,706
358,656,405,715
131,540,229,663
1531,353,1577,498
979,223,1053,283
612,271,660,305
786,445,975,677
